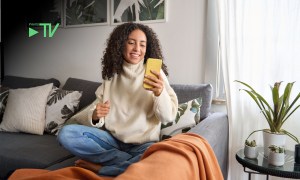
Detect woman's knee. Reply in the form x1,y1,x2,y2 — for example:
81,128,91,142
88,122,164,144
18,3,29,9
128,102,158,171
57,125,81,145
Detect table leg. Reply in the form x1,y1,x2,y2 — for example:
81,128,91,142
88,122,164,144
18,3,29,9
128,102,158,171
246,171,269,180
244,166,271,180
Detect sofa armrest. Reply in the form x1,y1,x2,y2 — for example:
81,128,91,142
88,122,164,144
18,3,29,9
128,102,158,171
188,112,228,179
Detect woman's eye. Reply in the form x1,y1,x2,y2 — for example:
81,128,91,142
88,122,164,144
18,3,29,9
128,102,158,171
128,41,134,45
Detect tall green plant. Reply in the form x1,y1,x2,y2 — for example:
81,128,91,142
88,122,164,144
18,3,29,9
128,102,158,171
235,80,300,143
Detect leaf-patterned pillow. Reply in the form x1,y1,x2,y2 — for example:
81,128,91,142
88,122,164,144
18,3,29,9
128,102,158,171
0,87,10,123
45,87,82,135
160,97,202,140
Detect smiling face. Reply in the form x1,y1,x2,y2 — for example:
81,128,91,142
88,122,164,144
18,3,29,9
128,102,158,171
123,29,147,64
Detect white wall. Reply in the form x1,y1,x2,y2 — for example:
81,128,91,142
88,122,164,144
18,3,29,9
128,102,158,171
4,0,207,86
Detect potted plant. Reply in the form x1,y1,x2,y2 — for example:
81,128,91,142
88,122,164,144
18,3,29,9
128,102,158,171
268,145,285,166
295,144,300,164
244,139,258,159
235,81,300,156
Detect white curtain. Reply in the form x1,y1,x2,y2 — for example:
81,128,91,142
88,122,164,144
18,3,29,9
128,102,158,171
217,0,300,179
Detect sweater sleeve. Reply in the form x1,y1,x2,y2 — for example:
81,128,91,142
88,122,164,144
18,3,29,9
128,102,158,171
153,71,178,124
73,84,105,128
87,85,105,128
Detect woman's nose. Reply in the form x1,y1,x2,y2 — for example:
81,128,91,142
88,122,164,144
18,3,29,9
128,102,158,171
133,45,140,51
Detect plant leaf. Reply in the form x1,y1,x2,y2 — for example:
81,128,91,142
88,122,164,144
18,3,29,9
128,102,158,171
281,129,299,144
282,92,300,123
272,82,280,123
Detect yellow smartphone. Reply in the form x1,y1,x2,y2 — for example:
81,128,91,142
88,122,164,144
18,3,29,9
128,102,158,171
143,58,162,89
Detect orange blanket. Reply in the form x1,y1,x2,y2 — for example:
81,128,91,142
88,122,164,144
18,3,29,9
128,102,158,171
9,133,223,180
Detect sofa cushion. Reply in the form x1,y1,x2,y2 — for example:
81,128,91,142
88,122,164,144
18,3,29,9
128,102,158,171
45,87,82,135
160,97,202,140
171,84,212,120
62,78,101,111
0,132,74,179
0,84,53,135
1,75,60,89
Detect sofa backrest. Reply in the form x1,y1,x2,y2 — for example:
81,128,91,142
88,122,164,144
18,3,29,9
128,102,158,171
62,78,213,120
1,76,213,120
1,75,60,89
62,78,101,110
171,84,213,120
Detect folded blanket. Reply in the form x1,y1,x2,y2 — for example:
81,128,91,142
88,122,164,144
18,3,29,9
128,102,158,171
9,133,223,180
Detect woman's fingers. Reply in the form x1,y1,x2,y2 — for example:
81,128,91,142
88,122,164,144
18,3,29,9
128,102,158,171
96,101,110,118
144,70,164,96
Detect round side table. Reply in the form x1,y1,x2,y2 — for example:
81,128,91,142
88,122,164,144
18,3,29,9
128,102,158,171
236,147,300,179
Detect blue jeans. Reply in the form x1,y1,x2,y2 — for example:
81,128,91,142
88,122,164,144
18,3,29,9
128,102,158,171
57,124,154,176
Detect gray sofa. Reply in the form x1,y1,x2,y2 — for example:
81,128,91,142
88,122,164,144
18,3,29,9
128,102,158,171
0,75,228,179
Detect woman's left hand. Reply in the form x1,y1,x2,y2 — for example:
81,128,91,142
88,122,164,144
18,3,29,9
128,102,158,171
144,70,164,96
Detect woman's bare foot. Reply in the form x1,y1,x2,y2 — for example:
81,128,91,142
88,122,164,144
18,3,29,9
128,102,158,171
75,159,102,173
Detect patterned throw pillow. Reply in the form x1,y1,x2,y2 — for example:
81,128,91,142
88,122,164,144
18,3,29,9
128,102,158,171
45,87,82,135
160,97,202,140
0,87,10,123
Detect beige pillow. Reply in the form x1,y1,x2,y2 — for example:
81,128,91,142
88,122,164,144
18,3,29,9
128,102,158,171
0,83,53,135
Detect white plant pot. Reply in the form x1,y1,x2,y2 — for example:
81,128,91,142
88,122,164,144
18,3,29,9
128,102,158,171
263,130,286,157
244,145,258,159
268,151,285,166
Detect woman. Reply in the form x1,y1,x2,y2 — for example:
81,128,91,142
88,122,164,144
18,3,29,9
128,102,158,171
58,22,178,177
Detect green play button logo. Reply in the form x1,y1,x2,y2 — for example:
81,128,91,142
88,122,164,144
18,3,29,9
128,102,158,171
29,27,39,37
28,23,59,38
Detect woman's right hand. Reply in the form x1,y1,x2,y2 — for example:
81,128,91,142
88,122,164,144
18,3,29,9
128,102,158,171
92,101,110,120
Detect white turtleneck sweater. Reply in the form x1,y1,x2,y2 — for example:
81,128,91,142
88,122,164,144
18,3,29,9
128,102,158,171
88,60,178,144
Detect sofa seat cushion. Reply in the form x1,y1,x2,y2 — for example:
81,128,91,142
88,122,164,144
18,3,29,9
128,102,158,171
0,132,74,179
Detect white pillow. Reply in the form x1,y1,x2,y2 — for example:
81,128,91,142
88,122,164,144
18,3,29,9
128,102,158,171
160,97,202,140
45,87,82,135
0,83,53,135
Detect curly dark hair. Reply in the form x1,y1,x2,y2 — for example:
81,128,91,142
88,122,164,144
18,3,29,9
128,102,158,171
101,22,168,80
